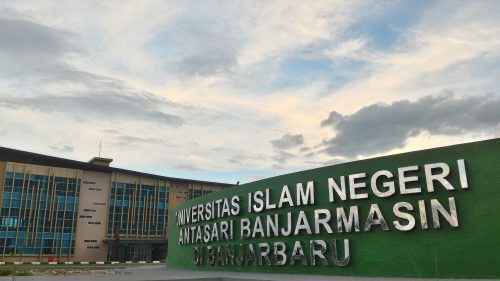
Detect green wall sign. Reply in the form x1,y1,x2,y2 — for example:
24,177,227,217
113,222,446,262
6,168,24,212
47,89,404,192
168,139,500,279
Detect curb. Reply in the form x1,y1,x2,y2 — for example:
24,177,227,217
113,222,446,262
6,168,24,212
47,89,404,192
0,260,165,265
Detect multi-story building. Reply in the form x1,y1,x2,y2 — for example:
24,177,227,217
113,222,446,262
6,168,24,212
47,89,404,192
0,146,232,263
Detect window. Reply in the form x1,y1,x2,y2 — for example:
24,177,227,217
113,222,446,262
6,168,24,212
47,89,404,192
107,181,170,238
0,172,80,256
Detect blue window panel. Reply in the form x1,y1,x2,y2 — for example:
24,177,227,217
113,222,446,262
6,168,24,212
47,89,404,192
3,185,12,192
61,240,70,248
10,199,20,208
41,248,51,254
4,177,13,187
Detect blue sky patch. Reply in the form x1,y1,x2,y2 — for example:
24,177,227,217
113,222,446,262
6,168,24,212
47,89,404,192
349,0,433,50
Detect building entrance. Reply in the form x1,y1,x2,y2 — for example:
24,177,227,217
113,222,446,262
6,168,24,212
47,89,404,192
105,239,167,262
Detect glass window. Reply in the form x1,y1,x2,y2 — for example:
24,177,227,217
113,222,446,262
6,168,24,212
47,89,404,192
0,172,80,257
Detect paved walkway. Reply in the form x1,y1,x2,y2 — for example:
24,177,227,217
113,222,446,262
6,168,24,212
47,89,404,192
0,265,490,281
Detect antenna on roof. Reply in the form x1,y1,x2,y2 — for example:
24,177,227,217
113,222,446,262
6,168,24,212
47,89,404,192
99,141,102,157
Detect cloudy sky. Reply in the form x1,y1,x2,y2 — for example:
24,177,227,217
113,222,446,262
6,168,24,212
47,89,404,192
0,1,499,184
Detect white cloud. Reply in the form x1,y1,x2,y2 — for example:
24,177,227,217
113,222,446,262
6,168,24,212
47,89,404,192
236,1,362,67
324,1,500,110
0,1,498,183
325,37,368,60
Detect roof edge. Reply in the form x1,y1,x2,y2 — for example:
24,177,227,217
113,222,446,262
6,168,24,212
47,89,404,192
0,146,233,187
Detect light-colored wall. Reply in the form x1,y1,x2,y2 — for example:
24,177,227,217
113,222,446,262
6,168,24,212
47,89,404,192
0,161,6,206
168,182,188,211
167,182,188,235
74,170,111,262
0,256,72,263
5,162,82,178
167,182,227,233
111,172,166,185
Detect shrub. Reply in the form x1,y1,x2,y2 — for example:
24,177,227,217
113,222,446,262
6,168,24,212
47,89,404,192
0,269,32,276
15,271,33,276
0,269,14,276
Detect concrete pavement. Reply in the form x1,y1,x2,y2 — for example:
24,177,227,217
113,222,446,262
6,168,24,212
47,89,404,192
0,264,491,281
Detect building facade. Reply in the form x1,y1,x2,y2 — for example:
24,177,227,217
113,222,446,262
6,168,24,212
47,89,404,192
0,147,232,263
